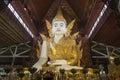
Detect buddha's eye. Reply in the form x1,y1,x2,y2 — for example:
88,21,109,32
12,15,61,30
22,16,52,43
54,23,58,27
60,23,63,27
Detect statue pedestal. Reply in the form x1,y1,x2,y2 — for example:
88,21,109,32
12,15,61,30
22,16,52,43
56,65,83,71
47,59,83,71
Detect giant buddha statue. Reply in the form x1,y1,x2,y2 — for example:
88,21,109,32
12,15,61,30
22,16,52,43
33,8,83,72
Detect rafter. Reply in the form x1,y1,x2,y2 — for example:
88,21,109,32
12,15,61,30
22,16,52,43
91,41,120,60
44,0,79,22
0,41,31,66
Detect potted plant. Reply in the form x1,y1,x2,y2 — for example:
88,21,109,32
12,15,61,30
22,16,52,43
59,69,65,80
16,67,23,73
82,68,87,79
28,67,37,80
4,66,12,74
43,70,55,80
4,66,13,79
28,67,37,74
70,69,77,80
17,72,25,80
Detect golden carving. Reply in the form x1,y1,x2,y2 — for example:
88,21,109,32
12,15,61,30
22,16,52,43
65,19,75,37
45,20,53,38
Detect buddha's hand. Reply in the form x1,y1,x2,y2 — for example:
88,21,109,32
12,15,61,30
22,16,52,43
55,60,67,65
48,60,68,66
32,63,42,72
32,57,48,72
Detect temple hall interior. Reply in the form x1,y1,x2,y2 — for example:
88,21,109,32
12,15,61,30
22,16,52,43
0,0,120,80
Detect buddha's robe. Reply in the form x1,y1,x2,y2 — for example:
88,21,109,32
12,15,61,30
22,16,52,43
37,36,82,66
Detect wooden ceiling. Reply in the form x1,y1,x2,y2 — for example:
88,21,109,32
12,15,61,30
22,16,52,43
22,0,120,47
0,0,120,52
93,12,120,47
0,6,31,48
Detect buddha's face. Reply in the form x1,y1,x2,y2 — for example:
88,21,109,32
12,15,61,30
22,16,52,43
52,20,67,35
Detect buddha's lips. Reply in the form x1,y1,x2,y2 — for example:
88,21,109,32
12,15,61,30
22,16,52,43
56,30,61,31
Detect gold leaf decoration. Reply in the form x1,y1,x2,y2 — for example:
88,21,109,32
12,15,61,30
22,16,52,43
45,20,53,37
65,19,76,37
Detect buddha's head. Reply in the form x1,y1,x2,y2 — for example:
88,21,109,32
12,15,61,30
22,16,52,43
52,8,67,35
46,8,75,38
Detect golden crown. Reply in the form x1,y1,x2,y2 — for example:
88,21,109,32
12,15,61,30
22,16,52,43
52,8,67,24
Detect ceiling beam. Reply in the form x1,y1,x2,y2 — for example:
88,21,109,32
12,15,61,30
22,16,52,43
11,0,38,36
85,0,104,36
89,6,112,39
